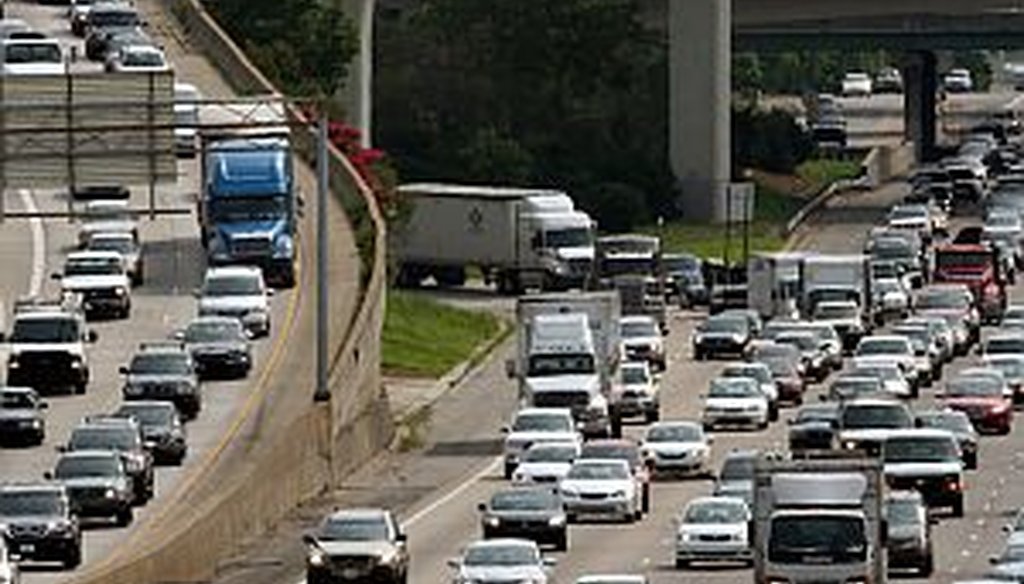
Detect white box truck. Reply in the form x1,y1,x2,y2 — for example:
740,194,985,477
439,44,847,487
507,291,621,438
747,252,806,320
799,254,874,345
752,454,886,584
392,184,596,293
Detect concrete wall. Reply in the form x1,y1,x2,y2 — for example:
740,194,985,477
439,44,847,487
69,1,392,582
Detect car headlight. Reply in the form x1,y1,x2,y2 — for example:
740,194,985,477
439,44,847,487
678,531,693,543
47,520,73,535
308,549,326,567
745,404,761,412
7,355,19,368
485,516,500,527
560,487,579,497
178,381,196,394
104,488,117,499
274,234,294,258
611,490,626,498
124,384,143,396
114,286,127,297
548,515,566,526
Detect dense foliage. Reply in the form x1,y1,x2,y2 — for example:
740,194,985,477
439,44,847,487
204,0,358,98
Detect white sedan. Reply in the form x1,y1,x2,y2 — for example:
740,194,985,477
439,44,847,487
701,377,769,431
560,459,641,523
841,72,873,96
106,44,169,73
449,539,553,584
641,421,711,477
511,442,579,485
675,496,753,568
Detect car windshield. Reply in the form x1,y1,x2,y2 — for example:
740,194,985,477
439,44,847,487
886,499,922,526
0,392,34,409
701,317,745,334
814,304,858,319
621,320,657,338
684,501,746,524
935,251,993,271
917,413,973,434
761,357,797,377
580,444,638,466
723,366,769,383
55,455,120,478
544,228,592,248
874,279,901,294
70,427,139,451
131,353,190,375
709,378,759,398
528,354,594,376
893,327,929,345
776,334,816,351
88,237,133,254
884,437,959,463
857,339,908,355
852,366,900,381
620,366,649,385
567,462,628,480
90,10,139,27
988,358,1024,379
208,196,288,222
203,275,261,296
720,456,755,480
796,406,837,423
841,405,911,429
0,491,64,516
646,424,702,443
185,320,243,343
665,256,699,272
998,544,1024,563
988,214,1020,228
122,50,163,67
319,517,388,541
65,258,121,276
831,378,882,398
10,317,80,343
986,337,1024,355
4,43,61,63
490,489,559,511
768,515,867,564
890,207,926,220
115,405,173,426
513,413,572,433
463,544,538,567
872,241,913,260
946,376,1002,397
522,444,576,463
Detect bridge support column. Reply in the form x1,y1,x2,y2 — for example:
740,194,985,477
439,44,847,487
340,0,376,147
669,0,731,222
903,51,938,163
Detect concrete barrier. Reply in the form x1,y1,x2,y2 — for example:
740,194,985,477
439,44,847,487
70,1,392,582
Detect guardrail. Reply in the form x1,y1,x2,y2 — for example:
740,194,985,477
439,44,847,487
70,0,392,582
785,143,914,237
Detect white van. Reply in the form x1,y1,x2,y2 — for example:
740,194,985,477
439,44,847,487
2,38,65,75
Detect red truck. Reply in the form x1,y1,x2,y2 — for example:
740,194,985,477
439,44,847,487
932,242,1007,323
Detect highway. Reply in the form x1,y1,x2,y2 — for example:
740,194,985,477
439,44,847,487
0,2,313,582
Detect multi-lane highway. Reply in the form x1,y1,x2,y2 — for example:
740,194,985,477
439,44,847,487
0,2,324,582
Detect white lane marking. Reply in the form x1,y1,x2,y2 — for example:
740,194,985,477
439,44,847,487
18,189,45,296
403,456,502,528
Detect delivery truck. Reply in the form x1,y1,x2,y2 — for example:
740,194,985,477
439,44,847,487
392,184,596,294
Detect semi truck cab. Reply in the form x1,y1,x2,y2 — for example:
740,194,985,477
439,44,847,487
933,243,1006,323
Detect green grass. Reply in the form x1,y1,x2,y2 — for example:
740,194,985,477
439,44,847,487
382,290,502,378
649,221,788,260
796,158,861,187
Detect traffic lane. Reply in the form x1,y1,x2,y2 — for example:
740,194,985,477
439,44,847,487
0,190,38,321
0,180,295,580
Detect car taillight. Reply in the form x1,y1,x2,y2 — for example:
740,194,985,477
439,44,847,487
945,476,962,492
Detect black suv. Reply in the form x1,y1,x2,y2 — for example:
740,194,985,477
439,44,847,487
83,3,144,61
113,401,187,465
64,418,154,503
0,483,81,568
478,487,567,550
48,451,134,526
0,387,47,446
176,316,253,380
121,343,201,420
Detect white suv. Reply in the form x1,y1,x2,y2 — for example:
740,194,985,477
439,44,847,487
196,266,272,337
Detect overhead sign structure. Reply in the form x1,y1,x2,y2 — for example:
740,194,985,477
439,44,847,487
0,71,177,189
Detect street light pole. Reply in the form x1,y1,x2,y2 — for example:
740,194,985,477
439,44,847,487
313,113,330,402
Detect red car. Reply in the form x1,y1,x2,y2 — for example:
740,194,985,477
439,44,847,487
941,368,1013,434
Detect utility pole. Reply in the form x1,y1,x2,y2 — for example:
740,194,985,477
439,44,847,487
313,113,330,402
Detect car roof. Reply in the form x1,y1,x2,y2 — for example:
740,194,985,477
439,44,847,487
571,457,630,467
0,386,37,396
58,449,121,460
515,407,573,418
325,507,390,521
685,495,747,509
859,335,909,343
205,265,263,278
116,400,176,411
467,538,538,549
0,482,64,494
67,250,123,262
883,428,957,440
886,489,924,503
620,315,657,325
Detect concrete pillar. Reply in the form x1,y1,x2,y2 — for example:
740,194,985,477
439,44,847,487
669,0,731,222
902,51,937,163
340,0,376,147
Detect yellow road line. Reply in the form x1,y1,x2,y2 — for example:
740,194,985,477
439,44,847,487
76,242,307,580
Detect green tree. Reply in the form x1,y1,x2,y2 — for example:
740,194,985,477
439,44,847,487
204,0,358,98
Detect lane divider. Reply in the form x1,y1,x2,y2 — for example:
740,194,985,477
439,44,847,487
18,189,45,296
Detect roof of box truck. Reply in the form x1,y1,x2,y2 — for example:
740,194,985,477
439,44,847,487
397,183,567,199
770,472,868,506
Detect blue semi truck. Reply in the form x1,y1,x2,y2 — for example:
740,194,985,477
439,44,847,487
198,125,298,288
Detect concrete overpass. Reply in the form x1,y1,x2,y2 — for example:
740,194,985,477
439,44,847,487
672,0,1024,221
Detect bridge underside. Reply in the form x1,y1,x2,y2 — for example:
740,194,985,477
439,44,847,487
737,13,1024,51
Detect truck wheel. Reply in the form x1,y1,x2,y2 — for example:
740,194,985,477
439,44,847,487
503,462,515,480
645,408,659,424
675,559,689,570
641,485,650,513
63,545,82,569
116,507,133,527
74,382,87,395
610,417,623,439
952,497,964,518
921,554,934,577
554,531,568,552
